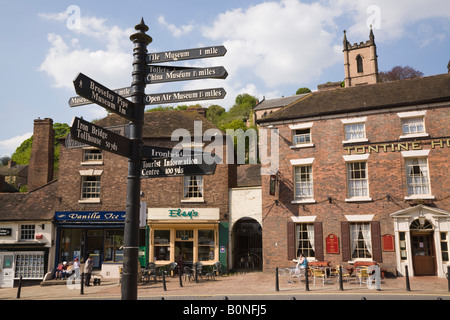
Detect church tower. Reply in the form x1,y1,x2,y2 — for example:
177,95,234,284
343,26,379,87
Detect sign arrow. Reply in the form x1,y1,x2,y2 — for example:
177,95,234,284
145,66,227,84
68,87,132,107
145,87,226,105
73,73,135,120
70,117,132,158
147,45,227,64
141,156,217,178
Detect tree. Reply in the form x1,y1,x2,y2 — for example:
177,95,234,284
296,87,311,95
206,104,225,124
379,66,424,82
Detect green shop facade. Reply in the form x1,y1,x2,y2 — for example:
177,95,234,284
54,208,228,277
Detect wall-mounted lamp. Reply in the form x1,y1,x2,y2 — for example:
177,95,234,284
274,200,279,206
418,209,425,226
328,196,333,204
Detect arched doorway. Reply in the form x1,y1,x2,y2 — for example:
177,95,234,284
232,218,262,271
410,219,436,276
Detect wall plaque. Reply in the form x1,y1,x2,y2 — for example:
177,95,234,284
382,234,395,251
326,234,339,254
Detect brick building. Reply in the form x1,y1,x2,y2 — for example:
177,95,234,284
55,108,236,277
257,31,450,278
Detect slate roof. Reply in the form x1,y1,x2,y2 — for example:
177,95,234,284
94,109,220,138
257,73,450,123
253,94,309,111
0,180,57,221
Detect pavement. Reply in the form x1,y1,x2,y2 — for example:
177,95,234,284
0,271,449,301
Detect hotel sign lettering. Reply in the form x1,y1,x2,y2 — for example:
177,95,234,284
344,139,450,155
55,211,126,222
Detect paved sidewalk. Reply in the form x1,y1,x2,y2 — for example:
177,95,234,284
0,272,449,300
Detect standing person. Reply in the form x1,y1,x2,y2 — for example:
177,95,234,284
73,257,80,279
84,256,94,287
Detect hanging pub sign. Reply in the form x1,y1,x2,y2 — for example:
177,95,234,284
326,234,340,254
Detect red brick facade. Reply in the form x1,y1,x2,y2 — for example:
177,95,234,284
259,86,450,277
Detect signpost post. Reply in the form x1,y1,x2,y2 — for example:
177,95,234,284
68,18,227,300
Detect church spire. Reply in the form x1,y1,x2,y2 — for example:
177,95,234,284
343,30,349,50
369,24,375,44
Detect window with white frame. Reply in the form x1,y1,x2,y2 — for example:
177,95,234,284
83,148,102,162
293,129,311,145
350,222,372,259
295,223,315,258
81,175,101,200
20,225,35,241
347,161,369,199
402,117,425,136
405,157,430,197
344,122,366,141
397,111,428,138
294,165,314,201
289,122,313,148
183,175,203,199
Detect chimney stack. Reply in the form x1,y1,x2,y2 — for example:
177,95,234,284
28,118,54,191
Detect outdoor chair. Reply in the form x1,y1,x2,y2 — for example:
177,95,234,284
311,267,326,286
356,267,370,287
205,261,221,280
194,262,204,281
183,266,194,282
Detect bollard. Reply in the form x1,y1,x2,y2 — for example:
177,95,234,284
275,267,279,291
405,265,411,291
195,263,198,283
16,276,22,299
163,271,167,291
304,267,310,291
179,265,183,287
339,265,344,291
80,272,84,295
447,265,450,292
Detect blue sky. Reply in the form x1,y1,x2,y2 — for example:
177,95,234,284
0,0,449,157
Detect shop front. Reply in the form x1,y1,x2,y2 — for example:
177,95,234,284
54,211,130,278
148,208,224,268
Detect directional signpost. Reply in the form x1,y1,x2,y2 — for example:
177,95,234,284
145,66,227,84
69,117,131,158
73,73,135,120
146,45,226,64
68,18,227,301
145,87,226,105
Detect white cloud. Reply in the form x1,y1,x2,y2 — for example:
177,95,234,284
201,0,342,88
0,132,33,158
158,15,194,37
38,13,133,90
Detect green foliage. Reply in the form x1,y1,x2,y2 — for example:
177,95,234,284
295,87,311,95
10,123,70,175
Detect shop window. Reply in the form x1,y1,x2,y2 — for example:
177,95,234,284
350,222,372,259
105,230,124,262
441,233,449,262
20,224,35,241
183,175,203,199
154,230,171,261
295,223,315,258
15,252,45,279
293,165,314,201
347,161,369,199
198,230,215,261
81,176,101,200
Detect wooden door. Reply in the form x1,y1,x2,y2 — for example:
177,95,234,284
411,233,436,276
